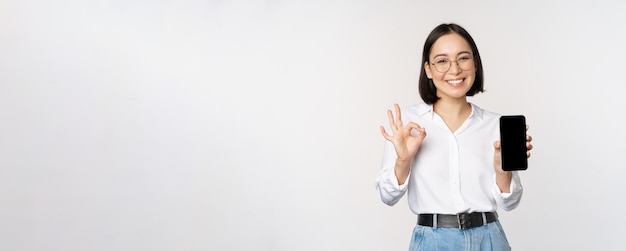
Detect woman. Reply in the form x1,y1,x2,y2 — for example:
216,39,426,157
376,23,533,251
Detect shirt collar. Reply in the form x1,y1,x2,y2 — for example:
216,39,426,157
417,102,484,121
470,103,484,120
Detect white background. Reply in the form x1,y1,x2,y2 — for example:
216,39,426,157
1,0,625,250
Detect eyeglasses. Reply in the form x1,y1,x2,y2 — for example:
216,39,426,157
430,56,474,73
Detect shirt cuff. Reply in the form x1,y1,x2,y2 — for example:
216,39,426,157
492,172,523,210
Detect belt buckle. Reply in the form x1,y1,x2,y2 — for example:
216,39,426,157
457,213,471,230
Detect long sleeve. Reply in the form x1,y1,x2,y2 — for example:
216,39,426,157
375,103,524,214
491,171,523,211
375,141,409,206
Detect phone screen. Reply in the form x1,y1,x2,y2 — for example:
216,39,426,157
499,115,528,171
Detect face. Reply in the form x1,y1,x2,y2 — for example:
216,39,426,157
424,33,476,102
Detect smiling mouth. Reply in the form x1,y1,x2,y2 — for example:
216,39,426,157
446,79,464,85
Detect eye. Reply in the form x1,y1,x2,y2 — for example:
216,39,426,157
434,58,449,65
458,56,472,62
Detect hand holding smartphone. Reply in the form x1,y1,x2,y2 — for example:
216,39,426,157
499,115,528,171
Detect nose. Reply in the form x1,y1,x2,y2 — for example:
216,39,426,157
447,60,462,74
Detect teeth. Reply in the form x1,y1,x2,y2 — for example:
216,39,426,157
447,79,463,84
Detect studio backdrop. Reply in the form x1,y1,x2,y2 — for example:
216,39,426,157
1,1,625,250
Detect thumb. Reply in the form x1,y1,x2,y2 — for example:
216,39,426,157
493,141,501,150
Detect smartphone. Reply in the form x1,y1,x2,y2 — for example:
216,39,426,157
499,115,528,171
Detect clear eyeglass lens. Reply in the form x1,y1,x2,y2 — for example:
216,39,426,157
433,57,474,73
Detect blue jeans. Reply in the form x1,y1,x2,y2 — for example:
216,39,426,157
409,221,511,251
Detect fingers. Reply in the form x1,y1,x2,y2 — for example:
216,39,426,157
526,141,533,158
493,140,501,150
385,103,405,131
380,126,391,140
406,122,421,130
386,103,403,130
406,122,426,137
381,104,427,141
525,125,532,142
525,125,533,158
394,103,403,128
386,109,395,129
380,122,424,136
526,134,533,157
379,125,386,135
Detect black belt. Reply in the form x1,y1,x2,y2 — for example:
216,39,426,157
417,212,498,230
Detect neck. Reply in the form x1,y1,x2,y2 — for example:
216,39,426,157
433,99,471,117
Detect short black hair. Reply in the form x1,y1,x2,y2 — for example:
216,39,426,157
418,23,485,104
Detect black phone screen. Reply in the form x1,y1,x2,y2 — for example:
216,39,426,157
499,115,528,171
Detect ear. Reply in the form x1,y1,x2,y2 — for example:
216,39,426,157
424,62,433,79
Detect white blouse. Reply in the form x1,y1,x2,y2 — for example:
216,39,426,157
376,103,523,215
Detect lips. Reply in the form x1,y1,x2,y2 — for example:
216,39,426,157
446,79,464,86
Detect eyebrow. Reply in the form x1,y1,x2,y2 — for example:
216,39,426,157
432,51,472,58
